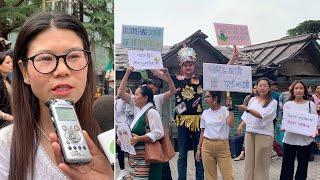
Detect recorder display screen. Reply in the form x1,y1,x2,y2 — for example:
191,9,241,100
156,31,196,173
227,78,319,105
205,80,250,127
56,107,77,121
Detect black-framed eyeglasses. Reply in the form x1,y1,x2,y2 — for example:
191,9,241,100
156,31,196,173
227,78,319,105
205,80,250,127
25,49,91,74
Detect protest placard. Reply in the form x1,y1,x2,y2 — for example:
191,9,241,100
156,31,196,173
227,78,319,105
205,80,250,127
213,23,251,46
203,63,252,93
121,25,164,51
128,50,163,70
282,110,318,137
117,123,136,155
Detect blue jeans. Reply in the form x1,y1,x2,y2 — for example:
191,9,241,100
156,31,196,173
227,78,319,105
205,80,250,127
177,126,204,180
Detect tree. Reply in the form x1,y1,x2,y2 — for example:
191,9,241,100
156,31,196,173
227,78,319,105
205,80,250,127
287,20,320,36
0,0,39,39
79,0,114,54
0,0,40,50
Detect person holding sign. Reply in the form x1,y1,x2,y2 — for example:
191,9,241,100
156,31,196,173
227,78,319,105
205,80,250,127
237,78,277,180
173,46,237,180
117,66,176,180
128,85,164,180
195,91,234,180
280,80,317,180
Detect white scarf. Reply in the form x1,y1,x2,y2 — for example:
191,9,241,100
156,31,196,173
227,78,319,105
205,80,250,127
130,103,153,129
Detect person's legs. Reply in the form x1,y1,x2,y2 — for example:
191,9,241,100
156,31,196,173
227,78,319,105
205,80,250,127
253,134,273,180
201,138,218,180
117,144,125,170
217,140,234,180
244,133,255,180
193,130,204,180
161,162,172,180
177,126,189,180
295,144,312,180
280,143,297,180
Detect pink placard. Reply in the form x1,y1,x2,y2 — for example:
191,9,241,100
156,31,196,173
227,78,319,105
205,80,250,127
213,23,251,46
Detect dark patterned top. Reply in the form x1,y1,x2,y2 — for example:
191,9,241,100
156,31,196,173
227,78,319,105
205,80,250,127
172,75,203,116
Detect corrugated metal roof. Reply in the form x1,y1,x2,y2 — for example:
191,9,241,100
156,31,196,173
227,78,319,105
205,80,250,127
241,34,318,67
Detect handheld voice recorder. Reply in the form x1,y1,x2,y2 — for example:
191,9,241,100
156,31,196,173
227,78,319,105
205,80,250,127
45,98,92,164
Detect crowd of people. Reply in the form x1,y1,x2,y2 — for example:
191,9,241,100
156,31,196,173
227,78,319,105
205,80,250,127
116,44,320,180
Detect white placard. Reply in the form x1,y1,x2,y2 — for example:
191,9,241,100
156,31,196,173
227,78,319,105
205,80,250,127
282,110,318,137
117,123,136,155
98,129,115,164
128,50,163,70
203,63,252,93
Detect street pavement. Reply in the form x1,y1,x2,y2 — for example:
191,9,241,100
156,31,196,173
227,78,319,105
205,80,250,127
116,151,320,180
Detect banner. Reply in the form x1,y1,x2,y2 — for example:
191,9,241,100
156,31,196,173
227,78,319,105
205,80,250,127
121,25,164,51
128,50,163,69
213,23,251,46
203,63,252,93
282,109,318,137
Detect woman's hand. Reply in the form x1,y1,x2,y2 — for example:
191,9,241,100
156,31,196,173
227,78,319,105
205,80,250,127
130,133,139,145
195,149,201,162
50,131,113,180
237,125,243,135
236,104,248,112
126,66,134,74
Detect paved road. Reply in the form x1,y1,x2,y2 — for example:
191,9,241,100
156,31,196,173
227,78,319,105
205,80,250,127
116,152,320,180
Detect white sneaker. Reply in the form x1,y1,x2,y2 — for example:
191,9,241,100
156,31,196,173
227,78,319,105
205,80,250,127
117,170,127,180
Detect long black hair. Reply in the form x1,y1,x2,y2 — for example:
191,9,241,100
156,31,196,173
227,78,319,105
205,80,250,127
10,12,100,180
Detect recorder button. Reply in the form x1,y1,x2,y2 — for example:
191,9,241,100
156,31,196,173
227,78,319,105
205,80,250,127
67,130,81,143
62,125,67,131
78,146,82,150
74,125,80,131
83,146,86,150
68,146,72,150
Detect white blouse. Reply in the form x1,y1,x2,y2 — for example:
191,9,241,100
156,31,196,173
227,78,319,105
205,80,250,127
0,125,67,180
241,97,277,137
282,101,317,146
130,103,164,142
200,106,230,140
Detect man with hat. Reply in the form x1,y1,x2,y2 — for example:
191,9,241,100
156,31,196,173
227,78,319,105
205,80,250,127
172,46,237,180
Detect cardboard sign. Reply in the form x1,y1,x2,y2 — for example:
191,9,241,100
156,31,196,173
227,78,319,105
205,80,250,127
128,50,163,70
203,63,252,93
213,23,251,46
121,25,164,51
117,123,136,155
282,109,318,137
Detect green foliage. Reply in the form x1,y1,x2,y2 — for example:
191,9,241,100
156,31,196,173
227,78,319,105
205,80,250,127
80,0,114,50
0,0,39,39
287,20,320,36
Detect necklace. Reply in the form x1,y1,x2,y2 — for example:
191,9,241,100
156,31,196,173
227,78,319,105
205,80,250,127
36,124,51,142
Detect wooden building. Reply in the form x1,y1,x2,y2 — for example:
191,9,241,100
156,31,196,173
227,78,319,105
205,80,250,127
241,33,320,90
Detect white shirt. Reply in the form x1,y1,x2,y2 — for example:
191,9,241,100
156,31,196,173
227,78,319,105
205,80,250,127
130,103,164,142
200,106,230,140
0,125,67,180
241,97,277,137
282,101,317,146
115,98,134,125
129,93,165,118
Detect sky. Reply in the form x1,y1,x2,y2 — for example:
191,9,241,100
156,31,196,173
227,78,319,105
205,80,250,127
115,0,320,46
